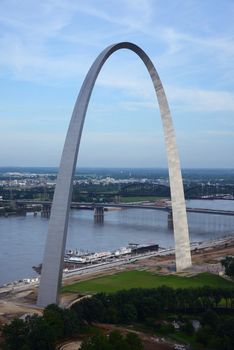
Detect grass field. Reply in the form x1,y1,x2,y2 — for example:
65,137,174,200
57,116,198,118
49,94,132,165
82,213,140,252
62,270,234,294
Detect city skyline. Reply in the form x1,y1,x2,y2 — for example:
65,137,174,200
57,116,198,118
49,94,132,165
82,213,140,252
0,0,234,168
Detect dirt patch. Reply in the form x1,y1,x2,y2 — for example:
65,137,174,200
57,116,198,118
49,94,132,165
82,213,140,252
0,300,42,324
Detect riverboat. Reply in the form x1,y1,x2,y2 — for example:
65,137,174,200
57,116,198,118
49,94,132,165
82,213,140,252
32,243,159,273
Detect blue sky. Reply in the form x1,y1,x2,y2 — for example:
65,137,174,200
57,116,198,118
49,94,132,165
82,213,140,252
0,0,234,168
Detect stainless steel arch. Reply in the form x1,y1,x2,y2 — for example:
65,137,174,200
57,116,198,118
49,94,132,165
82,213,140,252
37,42,192,307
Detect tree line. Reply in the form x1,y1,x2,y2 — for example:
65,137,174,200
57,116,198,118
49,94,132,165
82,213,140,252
1,286,234,349
72,286,234,325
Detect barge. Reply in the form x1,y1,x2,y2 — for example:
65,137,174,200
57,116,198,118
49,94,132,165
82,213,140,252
33,243,159,274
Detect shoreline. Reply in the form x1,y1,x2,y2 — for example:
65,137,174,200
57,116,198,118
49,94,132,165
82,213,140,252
1,234,233,291
0,234,233,323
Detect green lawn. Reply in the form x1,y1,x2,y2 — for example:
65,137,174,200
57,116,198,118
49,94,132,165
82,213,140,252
62,270,234,294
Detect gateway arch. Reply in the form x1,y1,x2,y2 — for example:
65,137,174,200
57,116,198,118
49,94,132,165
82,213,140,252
37,42,192,307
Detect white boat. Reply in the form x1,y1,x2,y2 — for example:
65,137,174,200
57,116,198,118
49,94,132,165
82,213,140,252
68,256,87,263
114,247,132,256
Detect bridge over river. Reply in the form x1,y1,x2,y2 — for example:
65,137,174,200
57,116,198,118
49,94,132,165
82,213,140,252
6,199,234,229
11,199,234,215
2,198,234,235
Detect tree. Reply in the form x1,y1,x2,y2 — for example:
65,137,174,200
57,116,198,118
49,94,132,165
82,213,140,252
80,332,111,350
2,315,56,350
62,308,80,337
105,306,120,324
217,316,234,350
72,297,105,323
221,256,234,279
2,318,27,350
201,310,219,330
125,333,143,350
80,331,143,350
43,304,65,340
109,331,129,350
24,315,55,350
182,321,194,335
136,296,160,321
121,304,137,324
196,325,213,347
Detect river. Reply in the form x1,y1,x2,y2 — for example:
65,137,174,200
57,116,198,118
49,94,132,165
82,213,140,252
0,199,234,285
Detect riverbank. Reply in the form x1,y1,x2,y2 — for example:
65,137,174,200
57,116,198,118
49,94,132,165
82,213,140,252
0,234,233,323
1,199,234,286
2,234,233,291
63,232,234,285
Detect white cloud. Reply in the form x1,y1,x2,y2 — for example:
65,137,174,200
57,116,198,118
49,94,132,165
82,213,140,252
167,86,234,112
1,0,233,93
97,68,234,113
74,0,153,31
0,34,90,82
162,27,234,58
0,0,234,167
